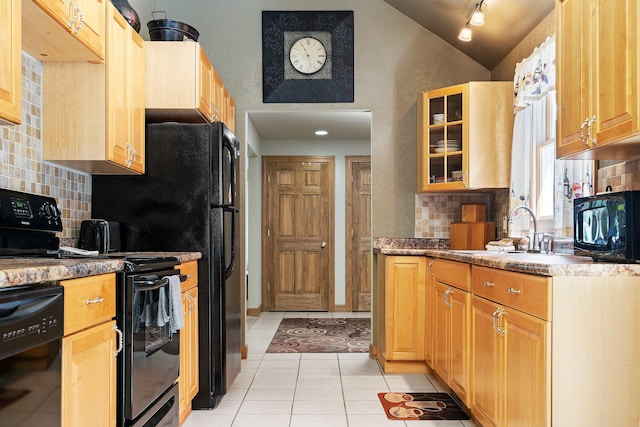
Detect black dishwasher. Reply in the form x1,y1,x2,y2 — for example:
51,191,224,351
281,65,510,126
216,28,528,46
0,283,64,427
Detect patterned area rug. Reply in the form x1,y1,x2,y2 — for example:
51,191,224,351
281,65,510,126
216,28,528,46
266,318,370,353
377,392,469,421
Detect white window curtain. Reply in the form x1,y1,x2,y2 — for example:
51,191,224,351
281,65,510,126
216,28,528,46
509,34,593,239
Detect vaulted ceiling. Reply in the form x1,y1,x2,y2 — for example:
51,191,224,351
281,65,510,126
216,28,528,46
383,0,555,69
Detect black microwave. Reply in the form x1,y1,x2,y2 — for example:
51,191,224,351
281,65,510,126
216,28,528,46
574,191,640,262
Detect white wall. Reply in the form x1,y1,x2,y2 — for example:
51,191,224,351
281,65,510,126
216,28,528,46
245,119,262,310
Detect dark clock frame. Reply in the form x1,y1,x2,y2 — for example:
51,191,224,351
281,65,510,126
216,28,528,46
262,11,354,103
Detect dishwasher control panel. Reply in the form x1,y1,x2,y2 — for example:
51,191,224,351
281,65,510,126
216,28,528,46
0,283,64,360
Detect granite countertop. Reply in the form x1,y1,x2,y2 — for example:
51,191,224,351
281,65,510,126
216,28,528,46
374,237,640,277
0,252,202,288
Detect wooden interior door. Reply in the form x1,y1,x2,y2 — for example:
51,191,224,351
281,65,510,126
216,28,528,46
346,156,371,312
262,156,335,311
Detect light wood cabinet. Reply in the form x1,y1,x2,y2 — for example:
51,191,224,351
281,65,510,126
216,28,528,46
42,2,145,174
423,258,435,368
0,0,21,125
146,41,235,130
471,266,550,427
105,3,145,173
60,273,118,427
417,82,513,192
432,259,471,405
375,254,428,373
179,261,199,425
22,0,105,63
556,0,640,160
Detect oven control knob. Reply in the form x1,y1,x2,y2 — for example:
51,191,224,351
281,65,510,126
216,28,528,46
40,202,61,221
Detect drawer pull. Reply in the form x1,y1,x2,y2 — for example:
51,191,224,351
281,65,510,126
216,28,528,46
506,287,521,295
483,281,495,287
86,296,105,305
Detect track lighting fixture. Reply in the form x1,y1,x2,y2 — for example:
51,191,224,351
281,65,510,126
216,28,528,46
458,1,486,42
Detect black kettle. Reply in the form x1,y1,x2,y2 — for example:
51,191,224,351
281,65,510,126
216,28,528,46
111,0,141,33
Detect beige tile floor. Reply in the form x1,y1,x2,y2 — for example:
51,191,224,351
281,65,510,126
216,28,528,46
183,311,477,427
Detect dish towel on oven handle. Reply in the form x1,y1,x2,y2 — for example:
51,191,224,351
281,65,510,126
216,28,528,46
167,275,184,333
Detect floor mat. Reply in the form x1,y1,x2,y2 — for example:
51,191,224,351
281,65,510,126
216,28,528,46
377,392,470,421
266,318,370,353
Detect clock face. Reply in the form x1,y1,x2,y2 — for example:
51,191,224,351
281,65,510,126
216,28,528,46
289,37,327,74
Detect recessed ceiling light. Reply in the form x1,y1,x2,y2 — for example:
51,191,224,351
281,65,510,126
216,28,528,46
315,130,329,136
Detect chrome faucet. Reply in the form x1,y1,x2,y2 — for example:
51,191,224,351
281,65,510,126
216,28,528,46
508,204,540,252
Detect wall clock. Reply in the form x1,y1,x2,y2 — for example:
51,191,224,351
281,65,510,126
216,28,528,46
262,11,354,103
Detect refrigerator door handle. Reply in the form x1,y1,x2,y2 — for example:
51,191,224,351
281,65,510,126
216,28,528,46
222,137,238,207
224,207,236,280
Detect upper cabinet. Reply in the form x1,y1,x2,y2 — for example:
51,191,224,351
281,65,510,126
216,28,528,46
0,0,21,125
42,2,145,174
557,0,640,160
146,41,236,132
22,0,105,63
417,82,513,192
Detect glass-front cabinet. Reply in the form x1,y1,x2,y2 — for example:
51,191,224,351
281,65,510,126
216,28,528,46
417,82,514,192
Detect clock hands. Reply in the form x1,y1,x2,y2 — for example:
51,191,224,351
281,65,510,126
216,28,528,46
300,44,313,70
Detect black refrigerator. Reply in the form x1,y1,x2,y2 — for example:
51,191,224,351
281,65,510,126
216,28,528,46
91,122,242,409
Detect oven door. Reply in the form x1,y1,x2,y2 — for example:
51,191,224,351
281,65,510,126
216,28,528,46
130,383,179,427
123,270,181,422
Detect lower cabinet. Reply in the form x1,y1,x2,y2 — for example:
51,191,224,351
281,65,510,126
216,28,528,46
432,259,471,406
423,259,435,368
375,254,427,373
60,273,118,427
471,266,550,427
179,261,199,425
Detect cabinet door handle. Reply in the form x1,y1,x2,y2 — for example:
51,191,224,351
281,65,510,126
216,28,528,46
496,308,506,336
186,293,195,314
587,115,597,146
86,296,104,305
75,9,84,34
427,260,435,277
483,280,494,287
68,0,76,28
491,307,500,331
444,288,452,308
507,287,521,295
114,325,123,358
579,117,589,146
126,143,136,167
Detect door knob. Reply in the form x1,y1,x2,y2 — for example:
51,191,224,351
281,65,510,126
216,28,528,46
321,241,327,248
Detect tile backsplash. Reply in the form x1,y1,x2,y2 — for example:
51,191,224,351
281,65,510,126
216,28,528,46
0,53,91,238
415,190,510,239
597,160,640,192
